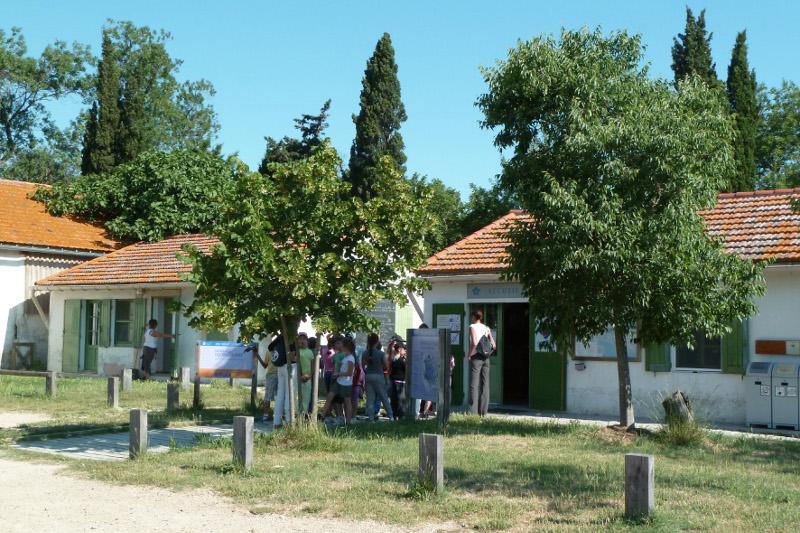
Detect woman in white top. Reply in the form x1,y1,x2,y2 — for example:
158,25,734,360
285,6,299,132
468,309,496,416
141,319,174,379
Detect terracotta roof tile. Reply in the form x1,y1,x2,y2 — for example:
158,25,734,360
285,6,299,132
0,179,116,253
419,189,800,276
36,234,218,286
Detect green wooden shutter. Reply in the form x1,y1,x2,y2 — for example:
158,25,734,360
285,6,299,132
62,299,82,373
645,342,671,372
98,300,112,347
432,303,466,406
132,299,147,348
722,319,748,374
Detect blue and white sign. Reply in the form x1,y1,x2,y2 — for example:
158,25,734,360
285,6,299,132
197,340,253,377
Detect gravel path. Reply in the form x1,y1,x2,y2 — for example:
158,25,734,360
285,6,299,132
0,411,51,428
0,458,454,533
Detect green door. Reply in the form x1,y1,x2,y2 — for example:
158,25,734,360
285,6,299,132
433,303,466,406
62,299,82,373
83,300,101,372
529,313,566,410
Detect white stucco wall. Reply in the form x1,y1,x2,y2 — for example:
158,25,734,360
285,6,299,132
0,250,26,367
423,266,800,426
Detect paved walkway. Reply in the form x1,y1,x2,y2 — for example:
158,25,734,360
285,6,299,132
12,422,273,461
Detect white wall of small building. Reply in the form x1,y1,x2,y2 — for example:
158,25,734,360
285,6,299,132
0,250,26,367
423,266,800,426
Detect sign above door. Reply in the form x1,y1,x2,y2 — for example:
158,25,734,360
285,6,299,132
466,283,524,300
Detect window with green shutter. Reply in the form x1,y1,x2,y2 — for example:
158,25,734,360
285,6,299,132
113,300,134,346
132,299,147,348
721,319,748,374
645,342,671,372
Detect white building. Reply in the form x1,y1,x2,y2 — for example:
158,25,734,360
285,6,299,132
37,233,423,377
417,188,800,425
0,179,115,370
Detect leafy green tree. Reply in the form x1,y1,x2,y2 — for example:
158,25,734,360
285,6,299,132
82,31,121,175
0,26,93,182
37,149,242,242
671,8,722,92
479,28,765,429
258,100,331,173
460,179,520,238
726,31,758,192
756,81,800,188
182,142,439,421
80,20,220,175
408,174,465,249
347,33,407,200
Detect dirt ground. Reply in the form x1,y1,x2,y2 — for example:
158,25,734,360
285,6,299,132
0,411,51,428
0,458,455,533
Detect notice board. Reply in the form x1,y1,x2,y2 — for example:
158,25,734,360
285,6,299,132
196,341,253,378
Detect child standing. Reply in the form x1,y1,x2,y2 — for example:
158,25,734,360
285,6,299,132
321,337,356,424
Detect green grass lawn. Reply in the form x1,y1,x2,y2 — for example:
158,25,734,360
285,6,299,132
2,375,800,531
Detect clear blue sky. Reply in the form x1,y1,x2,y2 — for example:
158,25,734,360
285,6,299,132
8,1,800,198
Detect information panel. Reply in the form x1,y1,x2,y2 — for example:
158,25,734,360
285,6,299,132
409,329,441,401
196,341,253,378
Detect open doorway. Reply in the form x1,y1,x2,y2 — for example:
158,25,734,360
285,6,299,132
502,303,530,405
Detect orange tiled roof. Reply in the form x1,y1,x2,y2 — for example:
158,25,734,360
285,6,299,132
36,234,219,286
0,179,116,253
419,189,800,276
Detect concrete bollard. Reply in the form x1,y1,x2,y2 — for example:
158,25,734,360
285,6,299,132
180,367,191,391
129,408,148,458
418,433,444,492
45,371,57,397
167,383,180,411
121,368,133,391
625,453,654,518
107,377,120,408
232,415,254,470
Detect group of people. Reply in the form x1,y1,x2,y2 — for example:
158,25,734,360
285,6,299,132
248,309,496,429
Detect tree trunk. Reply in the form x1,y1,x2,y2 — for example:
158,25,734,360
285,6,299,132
662,391,693,423
615,325,635,430
280,315,297,426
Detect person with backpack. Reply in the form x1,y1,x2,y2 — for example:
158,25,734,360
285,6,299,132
251,340,278,423
268,334,295,428
363,333,393,421
468,309,496,416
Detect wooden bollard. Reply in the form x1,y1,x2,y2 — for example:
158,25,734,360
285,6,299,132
625,453,654,518
129,408,148,458
418,433,444,492
121,368,133,391
233,415,254,470
107,377,120,408
167,383,180,411
45,371,57,397
180,367,191,391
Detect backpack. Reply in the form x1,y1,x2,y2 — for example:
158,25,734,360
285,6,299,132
271,349,287,367
476,333,495,358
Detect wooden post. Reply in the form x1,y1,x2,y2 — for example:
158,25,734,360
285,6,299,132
232,415,254,470
625,453,654,518
437,328,451,432
310,352,321,420
121,368,133,391
180,367,191,392
45,371,56,397
107,377,120,408
129,408,148,458
167,383,180,411
418,433,444,491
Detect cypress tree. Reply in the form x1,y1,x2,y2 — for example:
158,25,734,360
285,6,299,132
80,102,99,175
671,8,721,91
118,62,147,163
86,31,121,174
347,33,407,200
726,31,758,192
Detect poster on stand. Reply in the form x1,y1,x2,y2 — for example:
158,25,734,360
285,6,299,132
196,341,253,378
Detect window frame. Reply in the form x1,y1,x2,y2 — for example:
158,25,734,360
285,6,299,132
112,299,134,347
674,330,722,372
572,327,642,362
